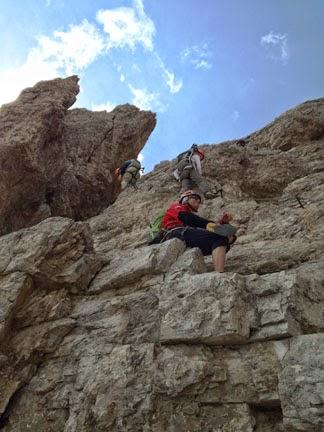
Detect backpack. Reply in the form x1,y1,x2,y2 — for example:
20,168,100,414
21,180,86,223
176,144,200,163
148,209,166,243
176,150,191,163
120,159,141,176
120,160,132,176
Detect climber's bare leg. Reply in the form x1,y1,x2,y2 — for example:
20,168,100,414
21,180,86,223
212,246,226,272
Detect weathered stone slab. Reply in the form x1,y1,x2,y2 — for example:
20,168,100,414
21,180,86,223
246,261,324,341
159,273,250,345
2,343,155,432
154,340,288,405
75,343,154,431
13,289,72,329
0,378,20,416
279,334,324,431
0,272,33,342
71,290,159,344
87,247,155,293
0,217,101,292
88,238,186,293
10,318,76,361
206,340,288,405
154,345,220,397
151,400,255,432
168,247,207,276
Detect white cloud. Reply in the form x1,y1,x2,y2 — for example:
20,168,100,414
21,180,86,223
97,1,182,95
96,0,155,51
164,69,182,94
128,84,157,110
155,54,182,94
91,102,116,112
0,0,181,109
0,20,105,106
129,84,165,112
181,42,212,70
195,60,212,70
231,110,240,121
261,31,289,64
0,50,57,106
38,20,105,74
132,63,141,72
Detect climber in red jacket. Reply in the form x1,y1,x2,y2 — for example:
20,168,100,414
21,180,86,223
162,190,237,272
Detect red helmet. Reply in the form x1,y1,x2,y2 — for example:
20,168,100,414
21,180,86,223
179,190,202,204
115,167,121,177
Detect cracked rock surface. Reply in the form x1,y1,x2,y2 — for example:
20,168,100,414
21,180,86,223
0,76,156,235
0,85,324,431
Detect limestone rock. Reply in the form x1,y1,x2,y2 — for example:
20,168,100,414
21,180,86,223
11,318,77,361
1,95,324,431
152,401,255,432
0,76,156,235
249,98,324,151
158,273,250,345
13,288,73,329
71,291,159,344
88,238,186,293
154,340,287,405
2,343,155,432
279,334,324,431
0,217,101,292
246,261,324,340
169,247,207,275
0,272,33,342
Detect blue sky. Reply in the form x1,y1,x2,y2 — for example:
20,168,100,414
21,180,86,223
1,0,324,171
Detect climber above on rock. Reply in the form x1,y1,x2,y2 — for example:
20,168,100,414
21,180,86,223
115,159,142,190
161,190,237,272
174,144,221,200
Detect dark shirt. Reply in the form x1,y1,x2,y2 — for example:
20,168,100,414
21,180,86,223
120,160,132,176
178,212,211,229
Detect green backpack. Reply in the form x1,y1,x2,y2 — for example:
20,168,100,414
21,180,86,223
148,209,165,241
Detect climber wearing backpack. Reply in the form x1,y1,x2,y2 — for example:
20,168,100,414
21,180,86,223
161,190,237,272
115,159,142,190
174,144,220,199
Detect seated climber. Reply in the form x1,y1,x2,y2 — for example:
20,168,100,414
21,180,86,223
174,144,222,199
115,159,142,190
161,190,237,272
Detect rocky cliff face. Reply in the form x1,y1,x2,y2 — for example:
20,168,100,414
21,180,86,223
0,81,324,432
0,76,156,235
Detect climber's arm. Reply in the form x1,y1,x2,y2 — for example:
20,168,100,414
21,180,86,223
178,211,211,228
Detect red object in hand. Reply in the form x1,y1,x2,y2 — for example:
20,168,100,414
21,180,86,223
219,212,233,224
